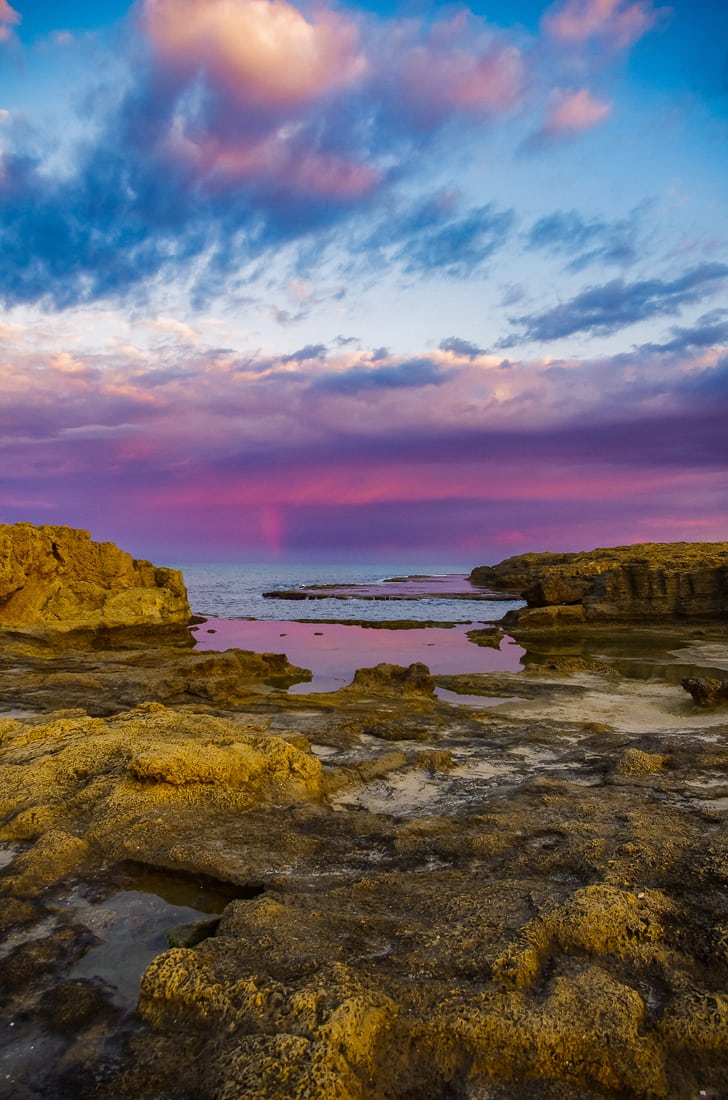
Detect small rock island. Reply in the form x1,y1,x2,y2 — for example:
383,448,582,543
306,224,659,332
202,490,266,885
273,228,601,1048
2,525,728,1100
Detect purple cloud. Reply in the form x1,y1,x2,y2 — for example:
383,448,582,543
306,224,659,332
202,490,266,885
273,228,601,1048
502,263,728,343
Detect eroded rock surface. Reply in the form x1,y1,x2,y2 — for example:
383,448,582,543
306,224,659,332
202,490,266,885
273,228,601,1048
471,541,728,628
0,523,190,642
3,654,728,1098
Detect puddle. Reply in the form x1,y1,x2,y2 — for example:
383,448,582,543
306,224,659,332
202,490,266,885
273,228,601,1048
68,889,216,1008
111,861,258,914
310,743,340,758
332,751,521,816
333,770,444,815
190,619,525,693
0,841,22,871
62,865,263,1010
449,759,515,780
435,688,523,708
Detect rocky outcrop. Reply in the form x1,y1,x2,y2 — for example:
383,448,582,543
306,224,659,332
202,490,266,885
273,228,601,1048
0,645,312,715
0,523,190,641
682,677,728,707
471,542,728,627
345,662,436,698
0,702,324,895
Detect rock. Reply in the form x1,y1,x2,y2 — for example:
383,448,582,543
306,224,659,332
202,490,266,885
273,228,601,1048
465,627,504,648
39,977,117,1033
0,523,190,643
613,748,666,777
346,662,435,697
0,645,312,715
0,703,325,888
473,542,728,627
682,677,728,707
167,918,221,949
470,551,579,592
501,604,587,630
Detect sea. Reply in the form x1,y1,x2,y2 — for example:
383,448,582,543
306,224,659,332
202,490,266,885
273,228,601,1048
175,562,516,623
173,562,526,696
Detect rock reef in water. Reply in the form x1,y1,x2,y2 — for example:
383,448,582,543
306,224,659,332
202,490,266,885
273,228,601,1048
471,541,728,627
0,523,190,642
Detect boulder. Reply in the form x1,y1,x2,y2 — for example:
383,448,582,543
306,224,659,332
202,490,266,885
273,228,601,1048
472,542,728,626
0,523,190,641
346,662,435,698
682,677,728,708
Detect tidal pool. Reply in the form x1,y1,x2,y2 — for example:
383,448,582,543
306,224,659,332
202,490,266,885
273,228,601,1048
192,618,525,693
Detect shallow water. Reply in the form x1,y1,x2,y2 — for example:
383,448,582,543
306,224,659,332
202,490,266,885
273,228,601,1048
68,889,214,1008
192,618,526,693
62,866,260,1009
434,687,523,708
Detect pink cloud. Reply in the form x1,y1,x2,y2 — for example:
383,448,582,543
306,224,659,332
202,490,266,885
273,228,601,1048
0,0,20,42
166,127,380,198
543,0,663,51
143,0,366,110
395,27,524,123
542,88,612,136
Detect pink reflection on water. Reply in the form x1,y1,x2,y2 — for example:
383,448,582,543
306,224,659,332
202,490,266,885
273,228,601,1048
192,619,524,692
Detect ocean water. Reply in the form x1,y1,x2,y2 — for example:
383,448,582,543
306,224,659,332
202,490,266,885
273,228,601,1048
175,562,520,624
175,563,526,694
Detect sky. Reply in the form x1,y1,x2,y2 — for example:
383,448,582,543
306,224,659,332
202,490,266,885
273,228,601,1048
0,0,726,564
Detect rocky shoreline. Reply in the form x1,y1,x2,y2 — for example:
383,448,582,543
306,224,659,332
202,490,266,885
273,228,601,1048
471,541,728,629
2,526,728,1099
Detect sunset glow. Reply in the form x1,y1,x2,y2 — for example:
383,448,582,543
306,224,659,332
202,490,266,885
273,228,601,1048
1,0,726,562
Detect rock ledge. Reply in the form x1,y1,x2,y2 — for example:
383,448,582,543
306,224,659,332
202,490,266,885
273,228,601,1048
471,541,728,627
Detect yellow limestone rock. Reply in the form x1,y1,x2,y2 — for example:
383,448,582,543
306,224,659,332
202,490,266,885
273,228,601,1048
0,522,190,633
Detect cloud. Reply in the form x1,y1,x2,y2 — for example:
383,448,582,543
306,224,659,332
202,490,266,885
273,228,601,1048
528,88,612,147
0,3,517,308
0,0,665,311
314,357,449,394
383,13,524,128
542,0,663,51
439,337,486,358
0,0,19,43
365,193,514,278
144,0,367,111
503,263,728,343
281,344,328,364
648,311,728,352
2,323,727,558
526,208,641,270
